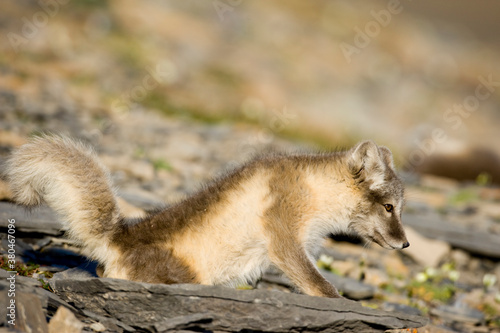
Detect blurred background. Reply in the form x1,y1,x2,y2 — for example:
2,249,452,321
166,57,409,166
1,1,500,331
1,0,499,181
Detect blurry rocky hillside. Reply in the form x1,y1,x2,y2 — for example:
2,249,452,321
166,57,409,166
1,0,499,182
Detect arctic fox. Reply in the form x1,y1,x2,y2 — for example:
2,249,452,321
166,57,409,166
5,135,408,298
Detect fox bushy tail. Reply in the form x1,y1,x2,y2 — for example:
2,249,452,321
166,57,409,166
5,135,121,261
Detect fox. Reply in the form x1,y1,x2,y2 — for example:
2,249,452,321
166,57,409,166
4,135,409,298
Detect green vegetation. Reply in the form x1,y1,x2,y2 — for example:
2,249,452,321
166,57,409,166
70,73,97,86
1,256,53,279
406,265,459,304
1,257,54,292
476,172,492,187
134,147,146,159
380,282,398,294
446,172,494,206
361,302,380,310
481,301,500,328
316,254,341,276
482,302,499,317
152,158,173,172
142,91,233,125
236,284,253,290
38,278,53,292
205,65,244,87
407,281,456,303
68,0,109,9
448,188,478,206
107,34,148,73
1,257,38,276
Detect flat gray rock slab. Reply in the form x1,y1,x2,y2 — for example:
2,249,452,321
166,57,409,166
404,213,500,258
0,202,63,235
262,268,376,300
50,277,427,332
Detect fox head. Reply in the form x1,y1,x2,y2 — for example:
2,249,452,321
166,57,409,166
346,141,409,250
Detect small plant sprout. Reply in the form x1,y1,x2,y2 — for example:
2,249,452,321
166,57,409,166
415,272,428,283
448,270,460,282
495,293,500,304
152,158,173,172
476,172,492,186
425,267,438,279
441,262,454,272
483,274,498,289
317,254,334,270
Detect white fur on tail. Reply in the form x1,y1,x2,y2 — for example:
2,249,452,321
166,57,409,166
4,135,121,264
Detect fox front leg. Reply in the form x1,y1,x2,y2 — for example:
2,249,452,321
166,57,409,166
268,238,342,298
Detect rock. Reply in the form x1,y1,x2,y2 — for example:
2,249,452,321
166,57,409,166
419,174,460,192
495,264,500,283
403,226,451,268
406,188,447,209
116,197,146,218
479,187,500,201
461,289,484,310
89,322,106,332
0,270,129,333
0,286,48,332
101,155,155,182
261,267,376,300
52,262,99,281
383,254,410,278
50,277,427,332
0,269,80,317
332,260,357,276
0,129,27,148
81,309,135,333
404,213,500,258
0,237,36,262
0,202,63,236
450,249,471,270
431,304,485,325
321,270,377,300
0,179,12,201
260,267,294,289
382,302,422,317
117,188,164,211
48,306,84,333
364,268,390,288
462,289,500,317
417,146,500,185
12,292,49,333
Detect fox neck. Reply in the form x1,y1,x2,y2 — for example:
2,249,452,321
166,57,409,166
300,163,359,256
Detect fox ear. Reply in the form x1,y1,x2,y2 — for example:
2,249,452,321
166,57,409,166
348,140,381,173
347,140,385,188
378,146,396,171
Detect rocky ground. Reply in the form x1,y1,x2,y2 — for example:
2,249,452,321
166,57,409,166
0,88,499,332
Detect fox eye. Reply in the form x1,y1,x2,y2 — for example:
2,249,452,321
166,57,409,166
384,204,393,213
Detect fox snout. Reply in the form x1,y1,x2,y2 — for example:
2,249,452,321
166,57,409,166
371,230,409,250
371,216,410,250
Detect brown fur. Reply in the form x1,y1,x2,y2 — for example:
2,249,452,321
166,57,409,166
5,135,409,298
